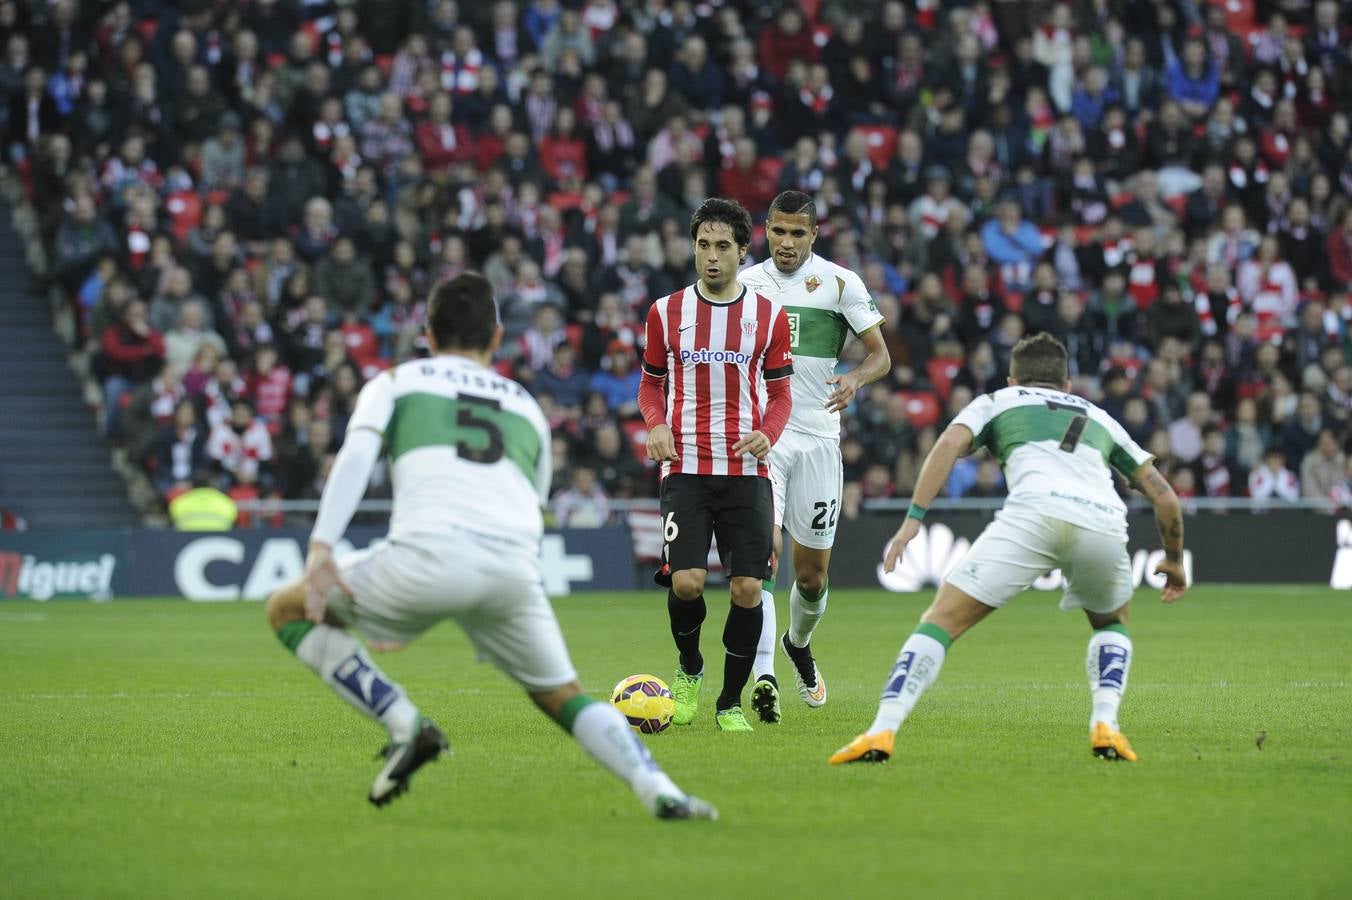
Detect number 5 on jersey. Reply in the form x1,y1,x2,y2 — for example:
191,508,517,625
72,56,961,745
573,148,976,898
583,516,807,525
455,396,505,463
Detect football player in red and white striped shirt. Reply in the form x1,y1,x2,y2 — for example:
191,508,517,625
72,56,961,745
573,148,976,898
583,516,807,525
638,198,794,733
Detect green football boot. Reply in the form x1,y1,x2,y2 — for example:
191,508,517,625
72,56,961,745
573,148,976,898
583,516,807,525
671,669,702,726
714,706,754,733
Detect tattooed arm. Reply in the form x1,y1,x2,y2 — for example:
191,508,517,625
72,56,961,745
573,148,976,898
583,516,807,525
1131,462,1187,603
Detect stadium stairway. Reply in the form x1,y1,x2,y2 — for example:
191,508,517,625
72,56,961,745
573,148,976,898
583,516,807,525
0,206,137,528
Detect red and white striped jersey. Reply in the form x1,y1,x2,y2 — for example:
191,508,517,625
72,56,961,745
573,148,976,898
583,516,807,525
642,283,794,478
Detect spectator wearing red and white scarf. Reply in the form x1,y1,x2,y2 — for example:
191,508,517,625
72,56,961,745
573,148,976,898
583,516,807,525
1206,206,1261,271
580,0,618,39
440,27,483,95
519,304,568,371
207,398,274,487
101,134,162,195
1033,3,1075,111
202,357,248,430
909,166,966,241
1237,236,1298,341
1248,447,1299,501
1196,266,1243,338
1248,13,1290,67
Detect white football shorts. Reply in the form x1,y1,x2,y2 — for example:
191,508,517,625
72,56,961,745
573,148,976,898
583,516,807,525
331,533,578,690
944,508,1133,614
770,429,844,551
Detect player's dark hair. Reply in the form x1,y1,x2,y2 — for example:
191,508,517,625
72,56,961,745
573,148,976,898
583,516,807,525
427,271,498,350
689,197,753,249
1010,332,1069,387
767,190,818,227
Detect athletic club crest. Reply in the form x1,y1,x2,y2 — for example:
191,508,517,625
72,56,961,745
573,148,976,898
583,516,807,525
805,274,822,292
741,318,756,336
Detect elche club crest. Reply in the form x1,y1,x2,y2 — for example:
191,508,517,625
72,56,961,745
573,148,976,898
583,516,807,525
805,274,822,293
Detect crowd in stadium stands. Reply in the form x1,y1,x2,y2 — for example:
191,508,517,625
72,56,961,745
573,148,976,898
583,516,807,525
7,0,1352,525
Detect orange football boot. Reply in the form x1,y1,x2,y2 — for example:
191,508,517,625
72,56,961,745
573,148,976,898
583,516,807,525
1091,722,1138,762
828,730,895,765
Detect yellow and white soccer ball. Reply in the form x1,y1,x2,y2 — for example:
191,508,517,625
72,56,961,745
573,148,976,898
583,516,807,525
610,674,675,734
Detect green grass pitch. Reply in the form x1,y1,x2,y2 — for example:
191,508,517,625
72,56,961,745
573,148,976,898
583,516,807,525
2,586,1349,898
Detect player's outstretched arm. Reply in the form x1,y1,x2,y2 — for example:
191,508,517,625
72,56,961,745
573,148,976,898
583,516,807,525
1132,462,1188,604
884,424,973,572
305,428,382,622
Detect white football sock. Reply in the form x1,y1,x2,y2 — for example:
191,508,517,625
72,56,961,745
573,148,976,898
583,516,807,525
295,624,420,743
752,586,777,681
1086,627,1133,731
788,579,828,648
867,625,950,735
570,699,682,811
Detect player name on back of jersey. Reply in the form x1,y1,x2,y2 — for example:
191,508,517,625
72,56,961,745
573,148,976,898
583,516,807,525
405,358,528,400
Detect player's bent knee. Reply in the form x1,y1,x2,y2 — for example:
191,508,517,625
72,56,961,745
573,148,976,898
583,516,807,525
529,681,582,720
789,544,829,593
729,576,762,608
671,569,706,600
1086,605,1129,629
264,578,306,631
920,582,995,641
794,567,827,596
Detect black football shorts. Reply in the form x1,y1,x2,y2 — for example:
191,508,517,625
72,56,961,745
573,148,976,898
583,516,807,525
657,473,774,582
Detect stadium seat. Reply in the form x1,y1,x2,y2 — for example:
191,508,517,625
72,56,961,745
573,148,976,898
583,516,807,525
759,156,786,187
165,190,203,245
229,485,257,528
898,390,941,429
925,357,963,402
564,323,585,352
1219,0,1256,33
852,125,898,170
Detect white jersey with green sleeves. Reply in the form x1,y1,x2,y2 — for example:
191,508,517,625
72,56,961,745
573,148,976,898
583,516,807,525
739,253,884,439
951,385,1153,539
345,354,551,556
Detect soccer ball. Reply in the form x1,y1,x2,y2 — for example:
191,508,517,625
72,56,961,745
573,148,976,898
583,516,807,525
610,674,675,734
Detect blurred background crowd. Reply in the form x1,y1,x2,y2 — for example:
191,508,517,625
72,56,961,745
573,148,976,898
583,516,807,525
8,0,1352,526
